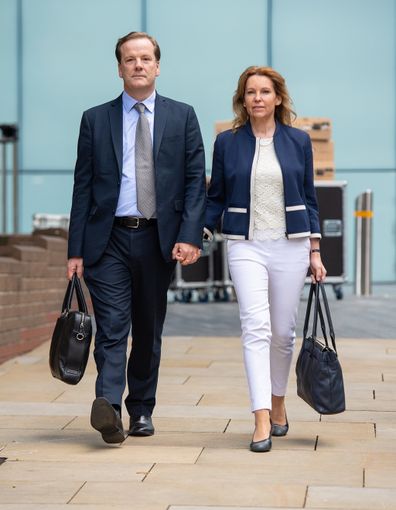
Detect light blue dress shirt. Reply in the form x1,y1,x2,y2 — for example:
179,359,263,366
115,90,156,217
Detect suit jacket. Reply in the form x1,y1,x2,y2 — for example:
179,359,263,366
205,121,321,240
68,93,206,266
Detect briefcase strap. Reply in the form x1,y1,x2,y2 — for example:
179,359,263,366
61,274,88,314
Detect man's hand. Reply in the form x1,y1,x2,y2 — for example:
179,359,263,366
172,243,201,266
67,257,84,280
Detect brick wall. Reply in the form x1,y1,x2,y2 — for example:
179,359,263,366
0,231,69,364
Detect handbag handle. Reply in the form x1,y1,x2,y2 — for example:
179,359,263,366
303,282,335,351
61,273,88,314
319,283,337,352
303,283,323,339
302,282,315,340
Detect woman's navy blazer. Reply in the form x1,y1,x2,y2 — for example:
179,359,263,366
205,121,321,240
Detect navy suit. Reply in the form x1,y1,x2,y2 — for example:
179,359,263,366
68,93,206,416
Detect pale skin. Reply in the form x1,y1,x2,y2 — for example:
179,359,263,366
244,74,327,442
67,37,200,280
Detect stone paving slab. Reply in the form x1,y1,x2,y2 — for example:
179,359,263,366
0,335,396,508
169,507,331,510
375,423,396,439
0,506,334,510
0,506,141,510
0,415,74,429
321,410,396,424
0,401,90,416
0,460,152,481
72,481,306,508
147,461,363,487
1,439,202,464
0,480,82,504
306,486,396,509
383,371,396,382
365,466,396,489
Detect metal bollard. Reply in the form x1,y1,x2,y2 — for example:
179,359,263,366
0,124,19,234
354,190,373,296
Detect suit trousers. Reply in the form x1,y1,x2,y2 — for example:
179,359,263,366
83,222,175,417
227,237,310,412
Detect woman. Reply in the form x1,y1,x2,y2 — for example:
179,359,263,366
205,66,326,452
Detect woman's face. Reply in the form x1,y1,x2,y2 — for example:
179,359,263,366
243,75,281,121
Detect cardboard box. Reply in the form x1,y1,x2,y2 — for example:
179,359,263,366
314,161,335,180
312,140,334,163
293,117,332,141
215,120,233,135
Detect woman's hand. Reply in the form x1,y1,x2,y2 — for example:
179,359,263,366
310,252,327,282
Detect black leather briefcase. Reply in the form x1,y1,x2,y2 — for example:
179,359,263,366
49,274,92,385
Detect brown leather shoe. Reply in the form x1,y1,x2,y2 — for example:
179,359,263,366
128,415,154,436
90,397,125,444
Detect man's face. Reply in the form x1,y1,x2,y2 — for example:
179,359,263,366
118,37,160,97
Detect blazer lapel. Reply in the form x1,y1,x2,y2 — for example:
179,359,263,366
108,94,123,177
153,94,168,162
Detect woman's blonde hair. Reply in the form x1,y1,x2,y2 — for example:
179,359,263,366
232,66,296,130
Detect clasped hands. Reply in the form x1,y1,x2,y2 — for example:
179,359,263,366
172,242,201,266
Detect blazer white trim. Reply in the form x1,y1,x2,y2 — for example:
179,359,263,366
286,205,306,212
248,138,260,239
227,207,247,213
223,234,246,240
287,231,311,238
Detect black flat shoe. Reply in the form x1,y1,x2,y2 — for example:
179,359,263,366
128,415,154,436
271,420,289,437
250,435,272,453
90,397,126,444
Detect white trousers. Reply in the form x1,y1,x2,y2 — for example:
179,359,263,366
227,237,310,412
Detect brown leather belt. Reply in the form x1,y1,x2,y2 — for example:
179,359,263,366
114,216,157,229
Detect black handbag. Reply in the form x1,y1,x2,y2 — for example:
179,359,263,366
295,282,346,414
49,273,92,385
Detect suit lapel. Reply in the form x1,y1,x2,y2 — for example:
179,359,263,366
108,94,123,177
153,94,168,162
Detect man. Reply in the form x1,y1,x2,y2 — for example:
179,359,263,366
67,32,206,444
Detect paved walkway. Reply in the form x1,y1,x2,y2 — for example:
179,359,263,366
1,328,396,508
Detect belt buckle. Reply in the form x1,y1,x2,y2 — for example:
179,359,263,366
131,217,139,228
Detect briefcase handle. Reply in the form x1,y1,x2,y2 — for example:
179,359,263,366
61,273,88,314
303,282,337,353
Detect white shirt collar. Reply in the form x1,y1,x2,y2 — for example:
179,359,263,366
122,90,156,113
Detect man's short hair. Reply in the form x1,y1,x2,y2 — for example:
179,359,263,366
115,31,161,63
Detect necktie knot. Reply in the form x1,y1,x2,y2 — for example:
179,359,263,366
135,102,146,114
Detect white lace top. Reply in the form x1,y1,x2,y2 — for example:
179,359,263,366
253,137,286,240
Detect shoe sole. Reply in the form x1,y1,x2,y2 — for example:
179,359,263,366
90,398,125,444
128,428,154,437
